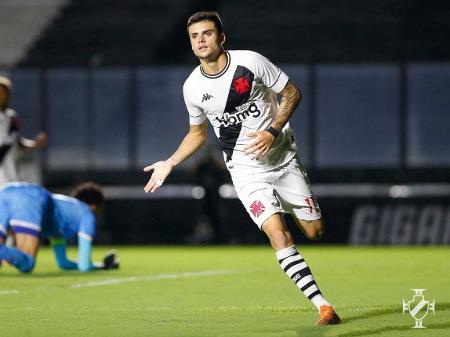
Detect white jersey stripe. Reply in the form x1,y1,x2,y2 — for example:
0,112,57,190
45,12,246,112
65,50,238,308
78,231,92,241
10,219,41,232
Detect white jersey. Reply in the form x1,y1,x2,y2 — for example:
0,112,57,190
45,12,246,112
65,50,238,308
183,50,297,173
0,108,20,185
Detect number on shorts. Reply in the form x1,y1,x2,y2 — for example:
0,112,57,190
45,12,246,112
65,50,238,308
304,196,318,214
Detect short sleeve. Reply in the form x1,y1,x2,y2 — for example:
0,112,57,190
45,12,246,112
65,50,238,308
183,83,206,125
7,109,20,132
252,52,289,93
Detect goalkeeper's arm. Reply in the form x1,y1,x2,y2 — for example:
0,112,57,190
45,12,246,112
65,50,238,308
52,236,119,272
78,233,119,271
51,238,78,270
51,236,97,272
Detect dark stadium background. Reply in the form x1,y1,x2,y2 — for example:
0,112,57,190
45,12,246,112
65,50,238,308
1,0,449,245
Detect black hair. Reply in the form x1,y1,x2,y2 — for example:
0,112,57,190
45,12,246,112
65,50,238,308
71,182,104,207
187,11,223,34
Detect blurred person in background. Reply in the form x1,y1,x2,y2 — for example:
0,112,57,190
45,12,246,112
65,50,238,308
0,75,48,186
0,182,119,273
189,146,229,244
144,11,340,325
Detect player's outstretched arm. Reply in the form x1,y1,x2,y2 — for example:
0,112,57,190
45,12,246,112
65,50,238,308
19,132,48,150
144,121,208,193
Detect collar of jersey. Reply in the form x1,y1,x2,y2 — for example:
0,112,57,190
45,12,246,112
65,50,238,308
200,51,231,79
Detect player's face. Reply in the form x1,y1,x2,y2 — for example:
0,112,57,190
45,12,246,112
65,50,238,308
188,20,225,61
0,86,9,110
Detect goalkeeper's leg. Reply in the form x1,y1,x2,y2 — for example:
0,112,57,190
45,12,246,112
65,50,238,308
0,233,39,273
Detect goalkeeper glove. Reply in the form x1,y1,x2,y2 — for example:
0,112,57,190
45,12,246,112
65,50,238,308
101,250,120,270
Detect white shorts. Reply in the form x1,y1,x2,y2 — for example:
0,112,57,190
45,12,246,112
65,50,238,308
230,156,321,229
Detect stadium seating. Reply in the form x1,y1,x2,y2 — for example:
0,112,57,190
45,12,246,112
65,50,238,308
0,0,66,67
18,0,194,66
18,0,450,66
220,0,450,63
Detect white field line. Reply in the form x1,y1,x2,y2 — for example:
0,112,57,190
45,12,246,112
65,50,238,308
70,269,235,289
0,289,19,296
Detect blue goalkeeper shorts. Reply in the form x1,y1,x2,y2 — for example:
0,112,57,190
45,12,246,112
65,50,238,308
0,183,51,238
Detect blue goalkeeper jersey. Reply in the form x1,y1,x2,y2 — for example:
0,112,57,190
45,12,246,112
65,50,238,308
0,182,96,241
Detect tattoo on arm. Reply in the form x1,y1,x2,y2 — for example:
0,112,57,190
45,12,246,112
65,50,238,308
272,80,302,131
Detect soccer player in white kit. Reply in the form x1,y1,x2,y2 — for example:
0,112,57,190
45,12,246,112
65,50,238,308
0,76,48,186
144,11,341,325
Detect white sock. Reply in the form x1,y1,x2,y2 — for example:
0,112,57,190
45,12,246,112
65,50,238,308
311,294,331,311
276,245,331,311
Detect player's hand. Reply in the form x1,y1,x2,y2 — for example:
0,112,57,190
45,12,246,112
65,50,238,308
143,160,174,193
34,132,48,149
244,131,275,160
102,250,120,270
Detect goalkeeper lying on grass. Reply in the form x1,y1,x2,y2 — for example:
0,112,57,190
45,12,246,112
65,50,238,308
0,182,119,273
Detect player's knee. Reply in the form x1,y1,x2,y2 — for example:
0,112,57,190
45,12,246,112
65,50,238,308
301,219,324,240
306,228,324,240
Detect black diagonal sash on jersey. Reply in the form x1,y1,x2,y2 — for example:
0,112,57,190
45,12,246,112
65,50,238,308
219,66,254,162
0,115,18,164
0,144,12,164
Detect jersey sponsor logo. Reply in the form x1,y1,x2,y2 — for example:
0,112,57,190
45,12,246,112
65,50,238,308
233,76,251,94
250,200,266,218
215,103,261,127
202,93,214,102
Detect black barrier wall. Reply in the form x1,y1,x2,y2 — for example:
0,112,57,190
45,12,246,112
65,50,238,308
3,64,450,173
96,185,450,245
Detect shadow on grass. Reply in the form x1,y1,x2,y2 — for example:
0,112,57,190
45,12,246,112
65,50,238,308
337,302,450,337
0,270,120,278
293,303,450,337
0,272,73,278
336,322,450,337
342,304,399,323
344,302,450,323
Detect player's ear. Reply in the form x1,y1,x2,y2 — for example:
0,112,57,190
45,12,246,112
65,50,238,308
219,32,226,46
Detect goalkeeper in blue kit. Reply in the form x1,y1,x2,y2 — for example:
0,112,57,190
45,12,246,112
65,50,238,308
0,182,119,272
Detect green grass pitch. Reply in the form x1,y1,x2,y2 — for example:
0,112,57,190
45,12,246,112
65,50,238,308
1,246,449,337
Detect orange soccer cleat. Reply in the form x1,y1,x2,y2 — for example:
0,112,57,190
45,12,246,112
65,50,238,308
317,305,342,326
